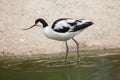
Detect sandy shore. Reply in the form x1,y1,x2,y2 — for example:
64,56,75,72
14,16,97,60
0,0,120,56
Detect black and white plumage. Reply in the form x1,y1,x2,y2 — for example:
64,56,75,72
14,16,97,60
23,18,93,64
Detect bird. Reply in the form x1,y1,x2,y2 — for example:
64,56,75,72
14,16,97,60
22,18,93,64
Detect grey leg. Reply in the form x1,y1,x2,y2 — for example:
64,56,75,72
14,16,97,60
72,38,80,65
65,41,69,64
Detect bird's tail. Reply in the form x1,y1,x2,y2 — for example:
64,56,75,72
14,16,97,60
71,20,93,32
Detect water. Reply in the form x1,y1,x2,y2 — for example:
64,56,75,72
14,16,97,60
0,53,120,80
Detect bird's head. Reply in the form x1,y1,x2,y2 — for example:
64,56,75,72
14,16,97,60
22,18,48,30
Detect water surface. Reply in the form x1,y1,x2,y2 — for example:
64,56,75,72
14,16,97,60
0,53,120,80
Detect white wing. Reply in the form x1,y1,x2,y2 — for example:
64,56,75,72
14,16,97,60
52,18,93,33
52,18,76,33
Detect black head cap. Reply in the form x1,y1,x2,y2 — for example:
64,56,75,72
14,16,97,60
22,18,48,30
35,18,48,27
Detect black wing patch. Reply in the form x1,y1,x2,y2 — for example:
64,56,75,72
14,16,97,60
52,18,71,33
52,18,71,29
68,22,76,26
72,24,89,32
54,27,70,33
71,22,93,32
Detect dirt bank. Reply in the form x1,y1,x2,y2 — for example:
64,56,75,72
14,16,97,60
0,0,120,56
